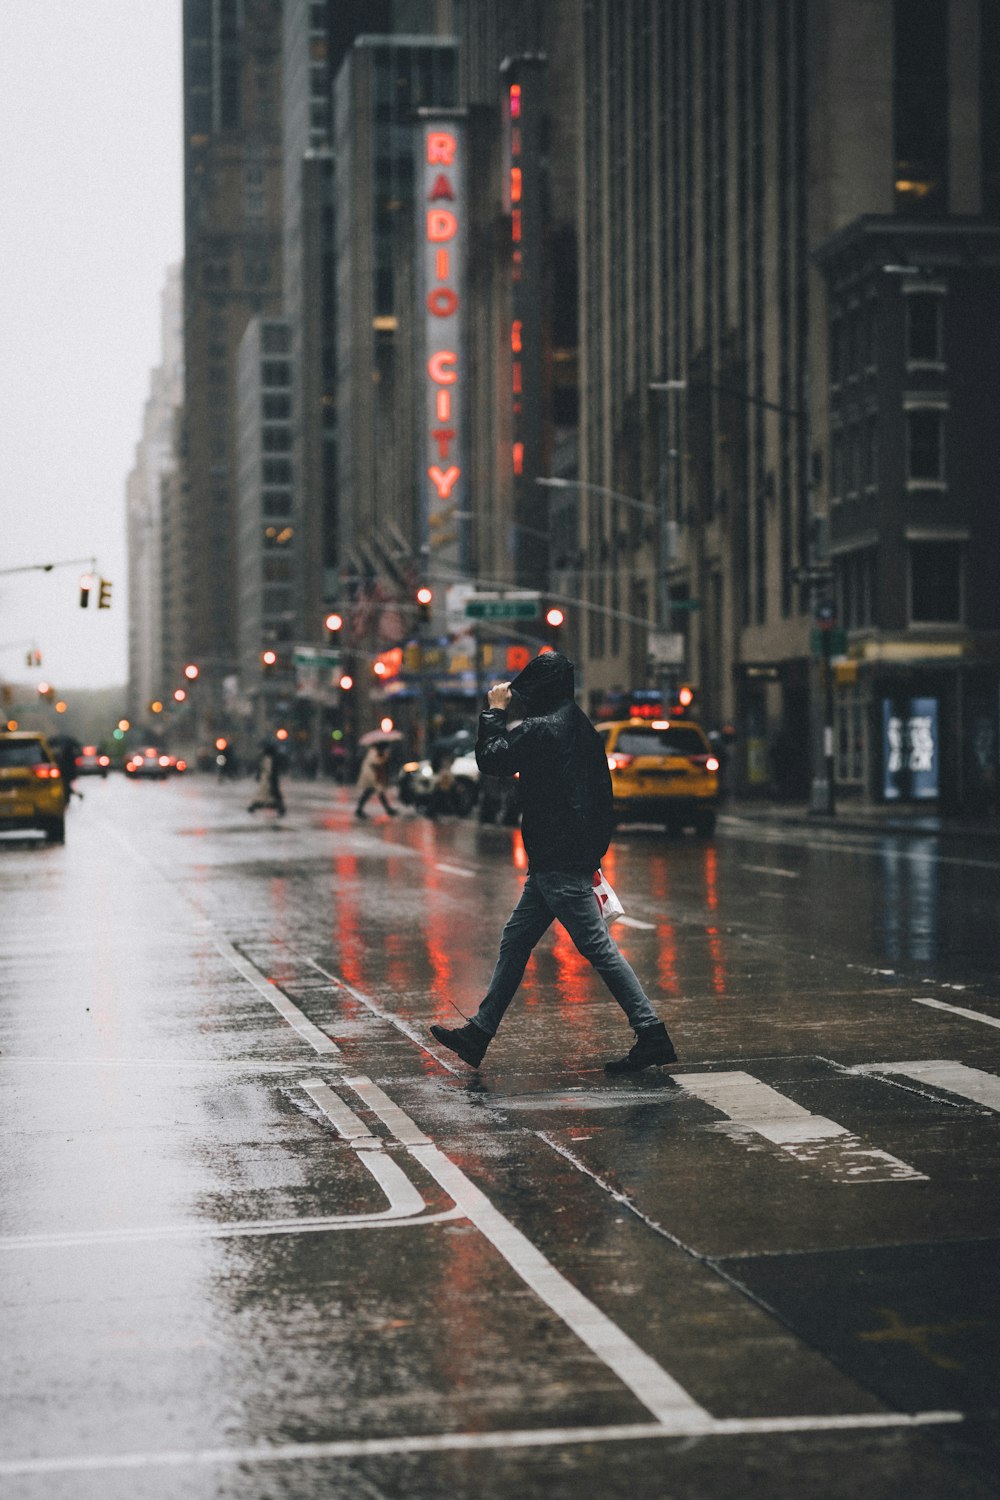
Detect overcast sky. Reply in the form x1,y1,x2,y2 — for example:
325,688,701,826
0,1,182,692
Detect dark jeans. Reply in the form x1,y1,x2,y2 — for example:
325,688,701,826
471,870,660,1037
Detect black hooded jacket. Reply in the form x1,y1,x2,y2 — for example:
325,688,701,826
475,652,614,873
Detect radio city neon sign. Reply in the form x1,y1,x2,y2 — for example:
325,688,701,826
424,128,462,508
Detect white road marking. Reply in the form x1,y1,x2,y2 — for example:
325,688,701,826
912,996,1000,1031
0,1410,964,1477
0,1057,310,1070
674,1071,926,1182
854,1060,1000,1113
298,1078,429,1218
299,1077,374,1140
342,1074,432,1147
740,863,800,879
215,939,340,1055
299,952,461,1069
0,1207,463,1251
338,1076,709,1427
434,860,477,878
617,915,656,930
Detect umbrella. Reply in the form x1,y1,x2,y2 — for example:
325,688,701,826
359,728,403,746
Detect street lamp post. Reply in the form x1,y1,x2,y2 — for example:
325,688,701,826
536,475,665,690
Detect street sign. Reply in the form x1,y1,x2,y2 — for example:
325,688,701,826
648,630,685,666
810,628,848,658
465,593,540,621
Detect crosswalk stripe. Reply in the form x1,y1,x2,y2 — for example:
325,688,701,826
912,996,1000,1031
853,1060,1000,1114
673,1070,926,1183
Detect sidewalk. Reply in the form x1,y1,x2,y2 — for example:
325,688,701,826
720,796,1000,843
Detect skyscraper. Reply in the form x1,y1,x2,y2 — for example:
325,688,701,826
174,0,284,714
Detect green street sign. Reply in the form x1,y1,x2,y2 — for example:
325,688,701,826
465,597,540,620
810,628,848,658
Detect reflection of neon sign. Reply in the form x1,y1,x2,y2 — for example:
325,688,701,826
421,122,465,567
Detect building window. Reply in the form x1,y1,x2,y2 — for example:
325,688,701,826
835,548,876,630
906,292,944,362
262,459,291,484
893,0,949,215
262,490,292,516
262,427,291,452
262,395,290,420
831,427,844,501
864,415,878,490
836,687,868,785
909,541,962,623
906,408,944,481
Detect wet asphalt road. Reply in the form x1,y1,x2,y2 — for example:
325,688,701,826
1,774,999,1499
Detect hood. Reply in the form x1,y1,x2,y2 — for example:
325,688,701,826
509,651,576,715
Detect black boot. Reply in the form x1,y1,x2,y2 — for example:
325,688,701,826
430,1021,489,1069
604,1021,677,1075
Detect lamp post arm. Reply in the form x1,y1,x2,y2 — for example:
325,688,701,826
536,477,658,517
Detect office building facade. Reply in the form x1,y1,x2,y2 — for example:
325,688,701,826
175,0,284,714
576,0,1000,808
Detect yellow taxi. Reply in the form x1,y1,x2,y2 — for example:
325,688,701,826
595,716,719,835
0,730,66,843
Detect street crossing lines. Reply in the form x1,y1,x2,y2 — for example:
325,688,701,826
673,1070,927,1183
912,995,1000,1031
215,939,340,1056
852,1060,1000,1114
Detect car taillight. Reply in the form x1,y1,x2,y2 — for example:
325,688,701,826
33,765,61,779
608,753,635,771
706,756,720,773
158,756,171,767
99,756,110,766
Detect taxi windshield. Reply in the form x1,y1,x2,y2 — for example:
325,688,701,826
0,740,48,767
616,726,706,757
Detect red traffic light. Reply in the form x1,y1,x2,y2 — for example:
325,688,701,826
677,684,694,708
545,606,565,628
261,649,278,667
183,663,199,681
416,586,433,607
324,612,343,633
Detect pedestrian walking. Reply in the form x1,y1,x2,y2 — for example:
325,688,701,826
354,743,397,819
430,651,678,1074
247,741,286,816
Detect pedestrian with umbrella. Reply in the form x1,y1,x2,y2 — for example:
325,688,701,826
354,730,400,819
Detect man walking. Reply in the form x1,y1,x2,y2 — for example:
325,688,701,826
430,652,677,1074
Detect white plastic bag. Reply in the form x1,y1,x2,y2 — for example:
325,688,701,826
592,868,624,925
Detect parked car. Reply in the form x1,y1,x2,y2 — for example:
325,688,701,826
595,717,720,835
124,747,172,781
75,745,111,778
397,750,480,816
0,730,66,842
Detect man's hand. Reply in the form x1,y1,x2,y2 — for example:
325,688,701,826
487,682,513,711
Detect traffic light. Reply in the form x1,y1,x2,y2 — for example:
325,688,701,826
183,663,199,681
97,577,112,609
545,605,565,643
324,611,343,636
79,572,93,608
677,684,694,709
416,586,433,625
261,649,278,668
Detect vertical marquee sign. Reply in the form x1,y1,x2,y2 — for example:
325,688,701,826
501,58,546,587
419,116,468,581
